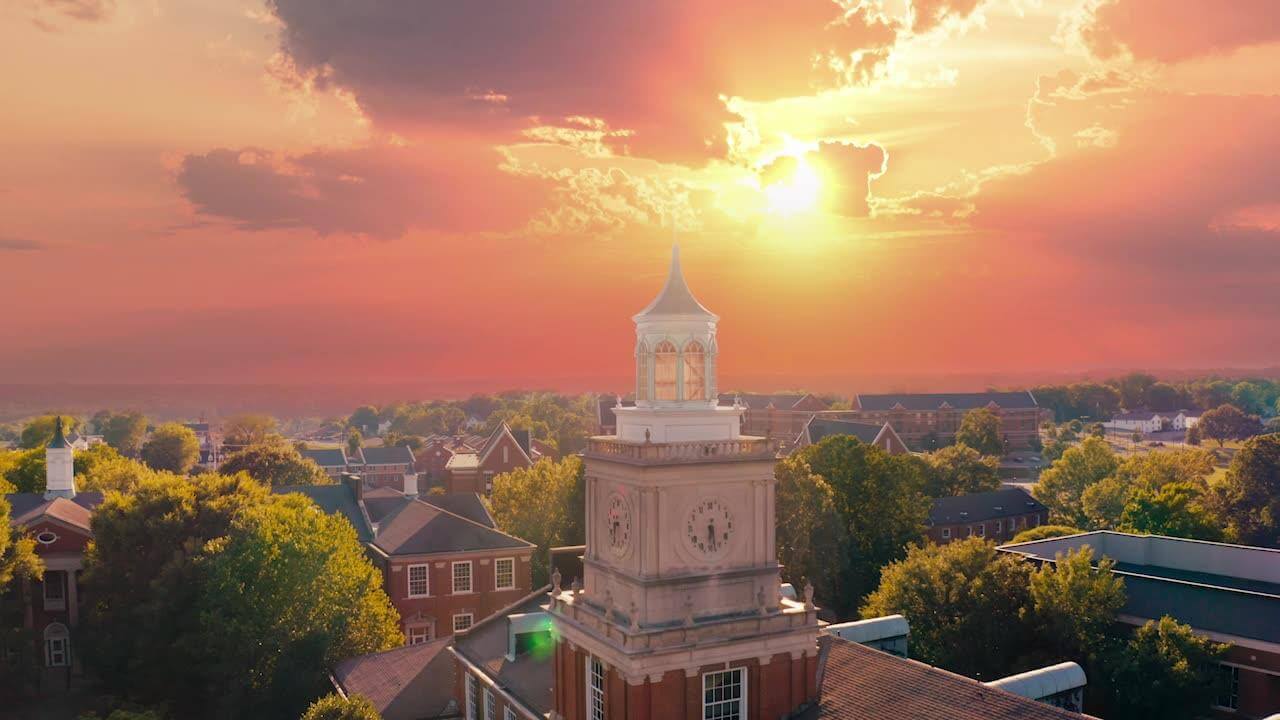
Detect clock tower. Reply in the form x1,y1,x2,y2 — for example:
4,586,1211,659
548,248,820,720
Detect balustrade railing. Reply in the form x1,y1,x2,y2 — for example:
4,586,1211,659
585,436,776,462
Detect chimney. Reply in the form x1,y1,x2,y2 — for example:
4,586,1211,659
403,472,419,498
44,416,76,500
342,471,364,503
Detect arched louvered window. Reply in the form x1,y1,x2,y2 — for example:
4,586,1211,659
654,341,678,400
683,341,706,400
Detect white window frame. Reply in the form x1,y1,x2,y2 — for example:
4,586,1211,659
44,623,70,667
702,667,746,720
504,706,516,720
454,612,475,633
495,557,515,590
1214,664,1240,710
587,656,606,720
503,445,510,463
407,563,430,598
453,560,473,594
941,527,951,540
994,520,1003,534
407,625,431,645
43,570,65,611
465,673,478,720
484,687,495,720
976,524,985,537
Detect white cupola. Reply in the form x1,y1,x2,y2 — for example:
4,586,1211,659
614,247,743,443
44,415,76,499
632,246,719,408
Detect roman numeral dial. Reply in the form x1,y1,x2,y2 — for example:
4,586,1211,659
684,498,734,560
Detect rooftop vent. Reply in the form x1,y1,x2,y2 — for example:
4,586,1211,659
506,612,553,661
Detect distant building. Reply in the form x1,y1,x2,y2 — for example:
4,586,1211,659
276,476,534,643
299,447,350,479
353,445,416,490
2,417,103,686
845,391,1046,452
795,416,908,455
1103,409,1200,434
720,392,830,441
1001,531,1280,718
928,487,1048,544
415,436,480,490
444,422,536,495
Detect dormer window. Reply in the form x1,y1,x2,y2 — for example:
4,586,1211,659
682,341,706,400
653,341,678,401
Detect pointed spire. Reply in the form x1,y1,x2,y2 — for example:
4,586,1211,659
47,415,70,449
633,245,717,321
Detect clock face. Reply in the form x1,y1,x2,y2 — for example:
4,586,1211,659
685,498,734,559
606,493,632,556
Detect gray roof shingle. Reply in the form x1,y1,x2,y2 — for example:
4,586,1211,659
372,500,532,556
358,445,415,466
273,484,373,543
856,391,1039,411
929,488,1047,526
334,637,456,720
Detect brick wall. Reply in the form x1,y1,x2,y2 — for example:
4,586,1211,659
387,551,533,640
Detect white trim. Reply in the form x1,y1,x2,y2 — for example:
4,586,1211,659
587,654,606,720
453,612,475,633
494,557,516,591
702,667,747,720
407,563,431,598
465,673,478,720
450,645,545,720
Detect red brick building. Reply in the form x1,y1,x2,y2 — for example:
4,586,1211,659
277,477,534,643
444,422,536,495
721,393,830,441
794,416,909,456
3,418,102,687
353,445,416,490
927,488,1048,544
415,436,480,490
845,391,1048,452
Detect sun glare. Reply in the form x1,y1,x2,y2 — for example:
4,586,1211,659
763,158,821,216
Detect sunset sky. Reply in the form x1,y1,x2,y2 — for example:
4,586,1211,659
2,0,1278,392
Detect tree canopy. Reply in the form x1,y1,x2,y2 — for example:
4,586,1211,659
1026,547,1125,664
861,538,1033,680
1105,617,1227,720
300,694,381,720
775,457,847,609
778,435,929,617
219,440,331,486
98,411,150,456
19,414,82,449
1033,437,1118,527
141,422,201,474
919,443,1001,497
81,472,398,719
1198,404,1263,447
222,414,281,447
1010,525,1081,543
1118,482,1223,541
955,408,1003,456
1214,432,1280,546
489,456,584,586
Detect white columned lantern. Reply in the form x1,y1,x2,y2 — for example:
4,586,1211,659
614,247,744,443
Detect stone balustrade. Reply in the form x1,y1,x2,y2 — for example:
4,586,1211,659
584,436,777,464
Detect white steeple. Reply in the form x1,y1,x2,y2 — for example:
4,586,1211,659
44,415,76,500
615,247,742,442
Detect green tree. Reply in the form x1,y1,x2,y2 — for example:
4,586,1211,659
100,411,150,456
1010,525,1081,543
861,538,1033,680
1033,437,1118,527
348,406,380,435
1146,382,1183,412
1118,482,1223,541
1198,404,1263,447
0,448,45,493
78,449,166,494
141,423,201,474
1111,372,1157,410
1214,432,1280,546
1230,381,1272,416
198,494,401,717
775,457,847,608
489,457,585,586
955,408,1003,456
219,440,331,486
346,429,363,456
920,444,1001,497
1106,617,1227,720
1080,475,1130,529
789,435,929,617
222,414,281,447
1,493,44,594
1027,546,1126,664
1185,424,1202,446
300,694,381,720
19,414,81,449
81,472,272,711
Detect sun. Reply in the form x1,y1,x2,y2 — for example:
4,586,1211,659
763,157,822,217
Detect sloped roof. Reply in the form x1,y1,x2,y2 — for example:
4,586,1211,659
6,493,104,532
808,637,1086,720
453,591,555,716
300,447,348,468
929,488,1047,526
333,637,456,720
1109,410,1159,422
47,416,70,449
478,422,533,466
358,445,415,466
717,393,813,410
445,453,480,470
804,417,887,445
362,487,496,529
273,484,372,543
372,499,532,556
856,391,1039,411
633,246,717,321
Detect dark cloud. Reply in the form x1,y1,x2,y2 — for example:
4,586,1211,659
176,145,549,238
1073,0,1280,63
0,236,45,252
264,0,908,161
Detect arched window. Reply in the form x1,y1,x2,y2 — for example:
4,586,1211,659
653,341,678,400
44,623,69,667
682,341,706,400
635,341,650,402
